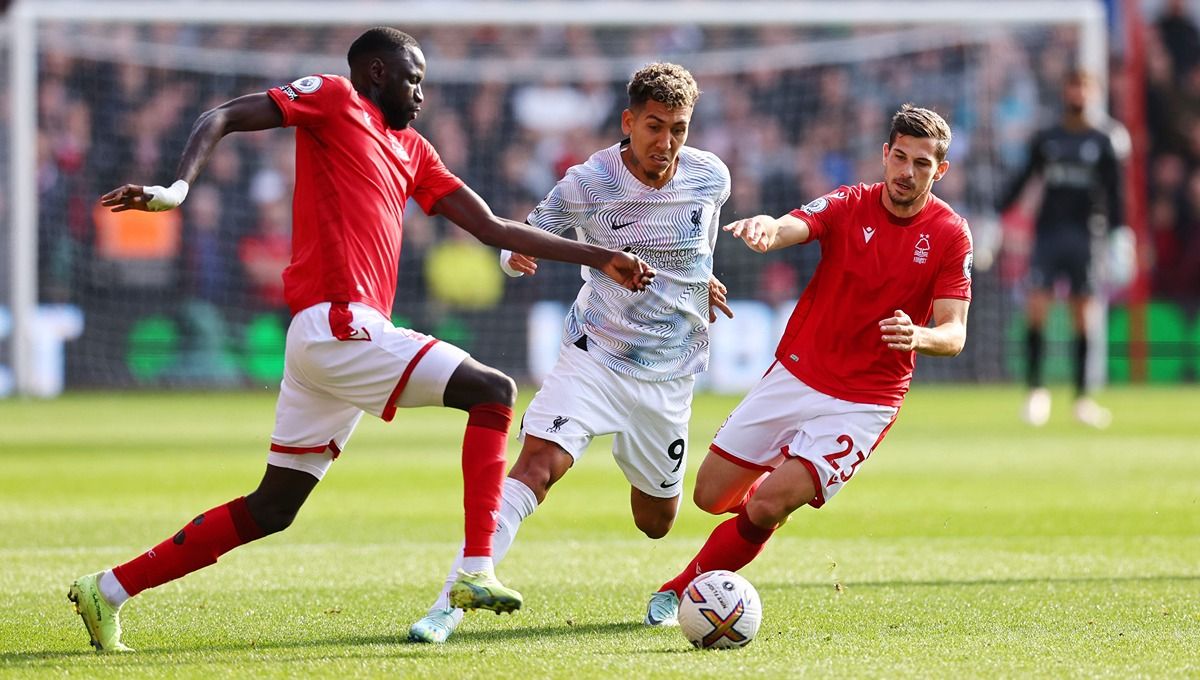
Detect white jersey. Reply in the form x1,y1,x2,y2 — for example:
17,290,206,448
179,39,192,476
528,143,731,382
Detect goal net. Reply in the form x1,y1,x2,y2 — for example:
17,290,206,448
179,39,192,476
5,0,1107,395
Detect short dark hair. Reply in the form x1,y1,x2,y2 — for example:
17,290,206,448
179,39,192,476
627,62,700,111
347,27,420,67
889,104,952,162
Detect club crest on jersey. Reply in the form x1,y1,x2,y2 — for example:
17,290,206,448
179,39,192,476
291,76,323,94
690,207,703,237
913,233,932,264
386,133,411,161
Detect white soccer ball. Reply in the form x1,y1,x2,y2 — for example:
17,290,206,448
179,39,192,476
678,570,762,649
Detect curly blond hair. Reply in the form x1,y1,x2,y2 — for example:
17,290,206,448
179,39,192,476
627,62,700,111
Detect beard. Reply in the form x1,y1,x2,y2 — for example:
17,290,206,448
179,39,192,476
888,182,922,207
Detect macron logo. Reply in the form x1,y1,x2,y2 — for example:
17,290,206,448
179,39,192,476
863,226,875,244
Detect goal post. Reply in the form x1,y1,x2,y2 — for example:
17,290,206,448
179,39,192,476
6,0,1109,395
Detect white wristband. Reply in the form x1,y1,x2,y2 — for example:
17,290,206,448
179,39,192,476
145,179,190,211
499,249,524,277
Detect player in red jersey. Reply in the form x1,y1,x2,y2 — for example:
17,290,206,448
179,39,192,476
67,27,653,652
644,105,972,625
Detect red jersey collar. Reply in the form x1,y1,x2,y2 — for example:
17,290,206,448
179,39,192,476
353,88,390,133
876,182,935,227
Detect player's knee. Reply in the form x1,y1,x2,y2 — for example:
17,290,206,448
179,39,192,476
635,512,674,539
692,485,731,515
445,361,518,411
249,504,298,536
477,370,517,408
245,495,301,535
746,494,792,528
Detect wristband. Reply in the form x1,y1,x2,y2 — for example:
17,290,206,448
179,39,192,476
145,179,190,211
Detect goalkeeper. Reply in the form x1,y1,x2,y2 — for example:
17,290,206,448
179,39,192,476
998,70,1130,429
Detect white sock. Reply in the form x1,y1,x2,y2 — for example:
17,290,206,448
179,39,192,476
430,477,539,612
98,569,130,608
461,556,494,575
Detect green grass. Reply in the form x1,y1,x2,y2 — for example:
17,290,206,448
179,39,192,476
1,386,1197,678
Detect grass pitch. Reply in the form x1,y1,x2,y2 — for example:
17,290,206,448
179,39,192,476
0,385,1197,678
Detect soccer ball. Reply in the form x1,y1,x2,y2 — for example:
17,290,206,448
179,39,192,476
678,570,762,649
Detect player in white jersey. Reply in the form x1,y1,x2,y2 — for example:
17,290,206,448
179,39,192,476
409,63,732,643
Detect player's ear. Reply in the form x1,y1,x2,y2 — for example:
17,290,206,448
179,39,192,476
368,56,387,85
621,108,637,136
881,143,891,166
934,159,950,181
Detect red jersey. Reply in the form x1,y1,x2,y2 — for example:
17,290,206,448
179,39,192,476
777,182,973,406
266,74,464,317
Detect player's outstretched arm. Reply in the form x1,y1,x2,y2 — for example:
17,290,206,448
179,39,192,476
100,93,284,212
723,213,810,252
435,186,655,291
879,298,969,357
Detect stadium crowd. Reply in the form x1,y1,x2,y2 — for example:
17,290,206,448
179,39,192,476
25,7,1200,383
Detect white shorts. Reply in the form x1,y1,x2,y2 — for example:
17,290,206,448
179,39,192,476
520,343,695,499
710,362,899,508
267,302,469,480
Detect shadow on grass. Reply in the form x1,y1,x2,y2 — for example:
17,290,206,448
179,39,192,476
8,575,1195,666
0,634,418,666
1,622,651,667
453,620,642,643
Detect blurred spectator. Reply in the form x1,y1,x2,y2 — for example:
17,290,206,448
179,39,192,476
238,199,291,312
1157,0,1200,78
1146,2,1200,301
182,184,228,304
1158,168,1200,305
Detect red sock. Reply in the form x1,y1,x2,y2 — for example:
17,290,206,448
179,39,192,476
461,403,513,558
659,512,776,596
112,496,264,598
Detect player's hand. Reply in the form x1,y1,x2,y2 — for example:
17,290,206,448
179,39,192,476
100,180,189,212
708,275,733,323
508,253,538,275
500,250,539,276
723,215,777,253
602,251,655,292
880,309,920,352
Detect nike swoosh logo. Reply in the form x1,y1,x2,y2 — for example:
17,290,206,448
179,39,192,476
612,221,636,230
659,479,680,489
